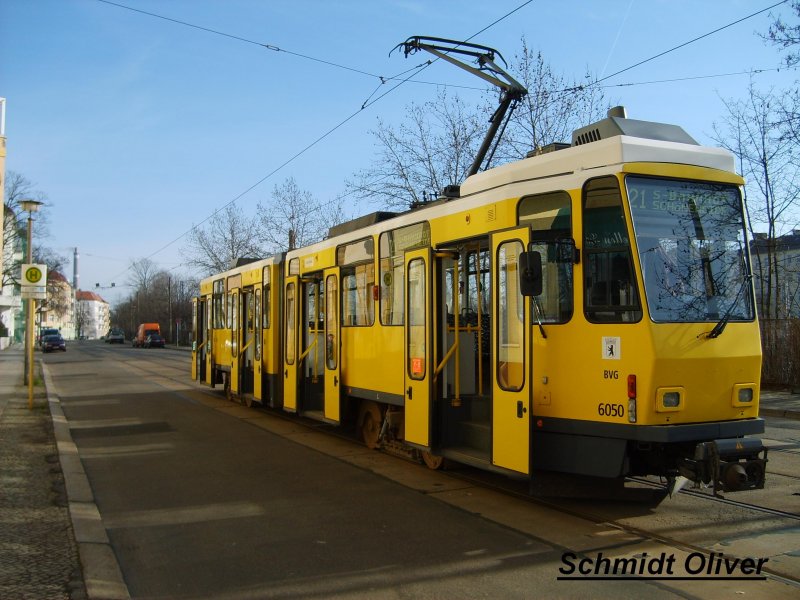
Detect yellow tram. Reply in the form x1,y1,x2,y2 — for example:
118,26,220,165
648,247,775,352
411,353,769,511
193,254,284,408
192,107,767,494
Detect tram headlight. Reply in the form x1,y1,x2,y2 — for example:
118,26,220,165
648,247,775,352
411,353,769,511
656,387,684,413
732,384,756,407
663,392,681,408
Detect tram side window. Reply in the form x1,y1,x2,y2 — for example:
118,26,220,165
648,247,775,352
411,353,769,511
262,266,271,329
379,223,430,326
518,191,574,323
339,237,376,327
583,177,642,323
342,263,375,326
212,279,224,329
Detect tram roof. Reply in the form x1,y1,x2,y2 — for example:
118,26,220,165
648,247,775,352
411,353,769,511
287,134,737,261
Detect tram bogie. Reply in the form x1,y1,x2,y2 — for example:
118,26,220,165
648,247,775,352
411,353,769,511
191,108,768,495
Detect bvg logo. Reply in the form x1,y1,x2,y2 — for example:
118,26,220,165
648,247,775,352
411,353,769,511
24,266,43,284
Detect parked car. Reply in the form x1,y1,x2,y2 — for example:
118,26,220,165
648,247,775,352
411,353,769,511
38,327,60,348
143,334,165,348
105,328,125,344
42,334,66,353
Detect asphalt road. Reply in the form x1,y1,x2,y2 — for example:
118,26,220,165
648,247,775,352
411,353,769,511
43,341,800,599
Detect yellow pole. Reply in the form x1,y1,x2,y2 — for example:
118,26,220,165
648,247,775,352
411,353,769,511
27,298,35,409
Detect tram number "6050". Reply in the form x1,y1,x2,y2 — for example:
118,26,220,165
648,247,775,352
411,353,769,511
598,403,625,418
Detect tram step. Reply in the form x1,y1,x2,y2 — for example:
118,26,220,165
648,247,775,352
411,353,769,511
457,419,490,453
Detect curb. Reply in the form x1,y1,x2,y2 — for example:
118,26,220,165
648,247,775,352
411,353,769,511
759,407,800,421
43,362,131,600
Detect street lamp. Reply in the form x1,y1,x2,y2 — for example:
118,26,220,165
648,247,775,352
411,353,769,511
20,199,42,403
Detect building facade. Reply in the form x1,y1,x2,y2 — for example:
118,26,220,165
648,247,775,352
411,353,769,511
751,230,800,319
76,290,110,340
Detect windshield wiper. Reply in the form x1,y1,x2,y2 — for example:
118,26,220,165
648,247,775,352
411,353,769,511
705,274,752,339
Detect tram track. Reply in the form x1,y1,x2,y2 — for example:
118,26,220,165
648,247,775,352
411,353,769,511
626,476,800,522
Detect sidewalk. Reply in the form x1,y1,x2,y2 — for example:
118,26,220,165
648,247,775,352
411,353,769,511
759,388,800,420
0,343,797,599
0,344,129,599
0,344,86,599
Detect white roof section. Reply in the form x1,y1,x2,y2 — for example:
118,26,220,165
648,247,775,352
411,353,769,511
461,135,735,196
288,135,738,261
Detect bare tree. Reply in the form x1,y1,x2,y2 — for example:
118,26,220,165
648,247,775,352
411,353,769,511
347,43,608,211
128,257,159,292
2,170,64,288
346,90,484,210
712,82,800,319
257,177,345,251
181,203,267,276
764,1,800,67
496,38,609,162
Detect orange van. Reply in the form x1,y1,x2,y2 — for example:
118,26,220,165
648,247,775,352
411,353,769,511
132,322,161,347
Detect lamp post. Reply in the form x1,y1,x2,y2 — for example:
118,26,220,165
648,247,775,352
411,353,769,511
20,199,42,405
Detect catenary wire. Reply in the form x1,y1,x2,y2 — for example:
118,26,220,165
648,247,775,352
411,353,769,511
108,1,536,280
107,0,789,279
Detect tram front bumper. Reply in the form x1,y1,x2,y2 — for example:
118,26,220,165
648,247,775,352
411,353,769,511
678,437,768,494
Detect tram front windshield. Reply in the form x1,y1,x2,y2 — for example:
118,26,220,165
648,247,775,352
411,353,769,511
626,176,754,323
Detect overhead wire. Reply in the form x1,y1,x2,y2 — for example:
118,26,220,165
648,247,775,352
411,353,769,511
106,0,535,280
99,0,789,280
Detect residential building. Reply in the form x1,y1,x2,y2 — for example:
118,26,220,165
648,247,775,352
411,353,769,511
0,205,22,350
750,229,800,319
76,290,110,340
40,271,75,340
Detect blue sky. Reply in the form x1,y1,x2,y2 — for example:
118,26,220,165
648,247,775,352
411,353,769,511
1,0,796,305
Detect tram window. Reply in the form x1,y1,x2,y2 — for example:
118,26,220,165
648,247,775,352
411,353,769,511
306,279,324,329
254,288,261,361
325,274,338,370
379,223,430,326
465,248,490,318
285,283,296,365
519,191,572,237
342,263,375,327
212,279,224,329
519,191,574,323
226,293,233,329
497,241,525,391
407,258,426,380
262,267,271,329
246,292,254,332
583,177,642,323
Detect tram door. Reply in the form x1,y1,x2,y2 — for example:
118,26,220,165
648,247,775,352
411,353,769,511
404,248,432,448
491,228,531,474
204,293,213,385
253,287,263,401
323,268,341,423
240,288,255,397
283,276,299,412
230,289,241,395
191,297,207,381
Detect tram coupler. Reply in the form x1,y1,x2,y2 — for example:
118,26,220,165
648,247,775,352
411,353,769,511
678,438,768,496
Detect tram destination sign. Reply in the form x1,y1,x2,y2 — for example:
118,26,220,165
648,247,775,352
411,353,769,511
20,263,47,300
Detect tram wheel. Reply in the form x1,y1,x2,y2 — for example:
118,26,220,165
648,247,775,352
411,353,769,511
422,451,445,470
360,401,382,449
